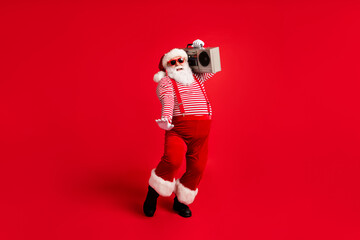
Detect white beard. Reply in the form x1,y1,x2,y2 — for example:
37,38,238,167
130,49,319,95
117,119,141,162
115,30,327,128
166,63,194,86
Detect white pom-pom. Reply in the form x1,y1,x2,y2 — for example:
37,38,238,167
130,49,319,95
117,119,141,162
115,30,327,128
154,71,166,83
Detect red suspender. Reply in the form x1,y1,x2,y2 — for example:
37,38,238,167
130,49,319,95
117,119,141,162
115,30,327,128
170,77,211,116
170,79,186,116
195,78,211,116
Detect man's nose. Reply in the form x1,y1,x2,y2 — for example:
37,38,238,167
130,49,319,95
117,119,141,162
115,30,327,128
175,61,181,66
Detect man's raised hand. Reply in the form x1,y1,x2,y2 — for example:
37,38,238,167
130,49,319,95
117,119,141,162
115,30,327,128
192,39,205,48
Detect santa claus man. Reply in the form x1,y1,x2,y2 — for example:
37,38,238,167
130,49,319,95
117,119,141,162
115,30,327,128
143,39,216,217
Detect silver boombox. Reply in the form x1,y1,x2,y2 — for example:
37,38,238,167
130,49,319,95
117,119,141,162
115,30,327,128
183,44,221,73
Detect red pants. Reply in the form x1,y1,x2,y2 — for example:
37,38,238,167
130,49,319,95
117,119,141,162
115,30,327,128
155,116,212,191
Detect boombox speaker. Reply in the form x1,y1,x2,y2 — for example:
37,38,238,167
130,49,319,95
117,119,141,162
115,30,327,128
183,44,221,73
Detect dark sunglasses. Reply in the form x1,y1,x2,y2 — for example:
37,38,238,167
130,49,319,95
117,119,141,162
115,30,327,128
168,57,185,66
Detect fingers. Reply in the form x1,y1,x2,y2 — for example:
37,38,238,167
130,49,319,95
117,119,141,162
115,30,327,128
156,121,174,130
193,39,205,48
155,117,175,130
155,118,167,123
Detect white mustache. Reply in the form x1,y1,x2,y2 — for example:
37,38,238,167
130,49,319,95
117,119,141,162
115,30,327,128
166,62,194,86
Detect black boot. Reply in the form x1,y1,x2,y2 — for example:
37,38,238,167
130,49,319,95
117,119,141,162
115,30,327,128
143,186,159,217
173,196,192,218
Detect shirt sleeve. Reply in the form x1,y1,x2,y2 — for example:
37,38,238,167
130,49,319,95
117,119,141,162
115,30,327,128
156,77,174,123
193,72,215,83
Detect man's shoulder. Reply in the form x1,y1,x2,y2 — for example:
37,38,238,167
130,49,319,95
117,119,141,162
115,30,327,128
158,76,173,87
192,73,200,80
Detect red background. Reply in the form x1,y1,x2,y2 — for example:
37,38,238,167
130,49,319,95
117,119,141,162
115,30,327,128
1,0,360,239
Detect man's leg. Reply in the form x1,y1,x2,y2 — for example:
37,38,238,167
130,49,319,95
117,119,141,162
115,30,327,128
176,135,209,204
151,132,187,195
144,131,186,217
173,120,211,217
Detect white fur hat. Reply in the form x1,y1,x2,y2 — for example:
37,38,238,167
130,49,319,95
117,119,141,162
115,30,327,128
153,48,188,83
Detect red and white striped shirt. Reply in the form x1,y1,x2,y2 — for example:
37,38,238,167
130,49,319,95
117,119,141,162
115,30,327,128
156,73,215,122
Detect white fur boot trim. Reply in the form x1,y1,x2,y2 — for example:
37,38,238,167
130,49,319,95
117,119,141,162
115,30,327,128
175,179,198,205
148,169,175,197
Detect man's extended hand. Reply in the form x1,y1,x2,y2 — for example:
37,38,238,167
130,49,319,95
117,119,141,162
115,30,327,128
155,117,174,131
192,39,205,48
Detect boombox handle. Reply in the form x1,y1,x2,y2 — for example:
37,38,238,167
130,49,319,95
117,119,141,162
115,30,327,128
186,43,205,49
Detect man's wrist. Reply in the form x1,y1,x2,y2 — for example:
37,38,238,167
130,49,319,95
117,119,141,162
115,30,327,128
161,116,172,123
